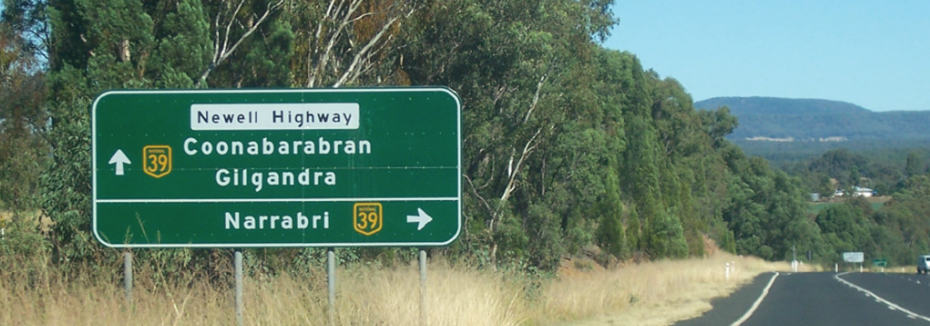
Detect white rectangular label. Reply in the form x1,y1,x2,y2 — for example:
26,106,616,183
843,252,864,263
190,103,359,130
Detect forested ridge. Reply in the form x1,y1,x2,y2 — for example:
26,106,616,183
707,95,930,168
695,96,930,141
2,0,930,278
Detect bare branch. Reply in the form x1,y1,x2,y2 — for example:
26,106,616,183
308,0,354,87
222,0,248,62
304,0,419,88
464,174,494,219
500,127,543,203
334,15,401,87
212,1,223,64
522,73,547,124
197,0,285,88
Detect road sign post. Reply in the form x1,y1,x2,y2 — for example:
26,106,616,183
92,88,462,248
123,251,132,304
235,249,243,326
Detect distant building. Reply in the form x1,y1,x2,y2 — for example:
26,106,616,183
854,187,874,198
833,187,875,198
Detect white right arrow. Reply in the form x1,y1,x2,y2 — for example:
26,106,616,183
108,149,131,176
406,208,433,231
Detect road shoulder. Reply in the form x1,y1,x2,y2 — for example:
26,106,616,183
672,272,777,326
547,272,776,326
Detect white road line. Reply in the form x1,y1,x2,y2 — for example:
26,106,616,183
834,272,930,322
731,272,780,326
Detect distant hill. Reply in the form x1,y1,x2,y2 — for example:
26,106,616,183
694,97,930,141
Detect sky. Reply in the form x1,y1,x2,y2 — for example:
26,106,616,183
603,1,930,112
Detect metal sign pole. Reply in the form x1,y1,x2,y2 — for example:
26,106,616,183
235,249,244,326
420,249,428,326
123,251,133,305
328,247,336,326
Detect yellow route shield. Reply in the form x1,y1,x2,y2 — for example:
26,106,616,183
353,203,383,236
143,145,172,178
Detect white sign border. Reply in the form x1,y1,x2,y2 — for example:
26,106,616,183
92,88,462,249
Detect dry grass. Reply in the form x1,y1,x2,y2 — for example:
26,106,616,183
0,250,817,326
0,257,526,326
330,261,526,326
536,252,817,326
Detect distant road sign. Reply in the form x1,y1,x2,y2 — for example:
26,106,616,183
843,252,864,263
92,88,461,248
872,259,887,267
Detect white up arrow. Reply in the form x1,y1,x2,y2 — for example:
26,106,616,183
108,149,131,176
406,208,433,231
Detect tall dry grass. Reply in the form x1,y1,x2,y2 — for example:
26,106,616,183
0,250,811,326
0,256,526,326
537,252,815,326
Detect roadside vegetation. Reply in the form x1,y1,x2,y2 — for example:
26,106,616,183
0,243,803,326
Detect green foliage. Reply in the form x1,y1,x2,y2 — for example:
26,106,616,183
816,203,872,255
149,0,212,88
699,106,739,148
0,17,48,214
9,0,929,278
774,147,920,199
817,174,834,198
0,213,50,259
523,204,564,270
849,165,860,187
906,150,924,178
705,96,930,190
625,205,641,252
41,96,94,268
720,151,821,260
34,0,295,270
595,171,626,258
643,208,688,259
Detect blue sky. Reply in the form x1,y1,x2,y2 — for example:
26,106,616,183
603,1,930,112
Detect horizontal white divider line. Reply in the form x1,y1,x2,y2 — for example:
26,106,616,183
102,241,456,249
112,166,459,171
96,197,459,203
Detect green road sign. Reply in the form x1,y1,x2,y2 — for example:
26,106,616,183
872,259,887,267
92,88,461,248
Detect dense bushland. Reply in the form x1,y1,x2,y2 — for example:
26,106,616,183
2,0,929,278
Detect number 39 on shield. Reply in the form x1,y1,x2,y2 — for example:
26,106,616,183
353,203,383,236
143,145,172,178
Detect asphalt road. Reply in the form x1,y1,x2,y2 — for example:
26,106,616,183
675,271,930,326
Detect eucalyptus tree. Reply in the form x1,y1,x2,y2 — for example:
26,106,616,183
36,0,290,267
395,0,618,268
0,16,48,217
